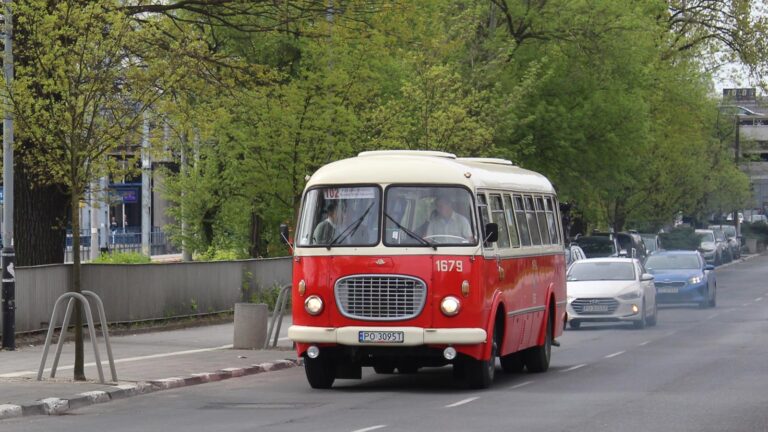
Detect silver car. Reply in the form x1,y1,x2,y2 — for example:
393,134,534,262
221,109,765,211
695,229,728,266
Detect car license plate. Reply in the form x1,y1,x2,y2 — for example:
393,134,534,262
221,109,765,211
358,331,404,344
658,287,679,294
582,305,609,312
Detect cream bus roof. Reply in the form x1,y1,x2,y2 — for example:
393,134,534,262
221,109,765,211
306,150,555,194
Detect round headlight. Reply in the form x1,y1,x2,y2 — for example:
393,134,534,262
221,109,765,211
440,296,461,316
304,295,324,316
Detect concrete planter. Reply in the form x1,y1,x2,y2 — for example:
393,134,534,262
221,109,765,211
233,303,268,349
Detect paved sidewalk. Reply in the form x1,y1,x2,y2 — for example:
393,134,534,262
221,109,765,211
0,319,298,420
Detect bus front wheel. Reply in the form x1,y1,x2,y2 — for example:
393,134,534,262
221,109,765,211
466,325,499,388
304,355,336,389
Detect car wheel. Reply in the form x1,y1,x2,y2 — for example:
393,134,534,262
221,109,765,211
569,320,581,330
466,324,498,388
633,302,647,329
500,352,524,373
646,302,658,327
304,355,336,389
524,312,553,373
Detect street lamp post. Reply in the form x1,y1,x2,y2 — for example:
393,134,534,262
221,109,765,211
1,0,15,350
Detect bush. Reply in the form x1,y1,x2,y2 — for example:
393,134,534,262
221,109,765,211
741,222,768,242
659,227,700,251
91,251,152,264
251,283,291,313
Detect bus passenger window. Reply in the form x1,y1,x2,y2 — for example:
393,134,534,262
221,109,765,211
513,195,532,246
525,195,542,245
490,194,511,248
535,196,551,244
503,195,520,247
477,193,492,247
544,197,559,244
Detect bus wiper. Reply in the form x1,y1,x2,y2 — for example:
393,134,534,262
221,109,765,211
384,212,437,250
327,203,375,249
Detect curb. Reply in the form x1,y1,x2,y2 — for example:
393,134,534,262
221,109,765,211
0,358,303,421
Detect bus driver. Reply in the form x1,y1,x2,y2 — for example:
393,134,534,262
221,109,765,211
425,194,473,242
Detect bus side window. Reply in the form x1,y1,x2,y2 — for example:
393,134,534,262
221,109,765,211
525,195,542,245
544,196,559,244
477,193,492,247
535,196,551,244
503,194,520,247
514,194,532,246
490,194,511,249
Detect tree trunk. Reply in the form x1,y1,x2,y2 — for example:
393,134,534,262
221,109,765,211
249,210,261,258
71,190,85,381
14,159,68,266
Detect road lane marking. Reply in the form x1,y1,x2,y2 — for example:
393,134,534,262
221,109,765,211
707,313,720,320
509,381,534,390
445,397,480,408
638,341,651,346
742,303,749,307
604,351,625,359
755,297,763,302
0,344,234,378
352,426,387,432
561,364,587,372
664,331,677,337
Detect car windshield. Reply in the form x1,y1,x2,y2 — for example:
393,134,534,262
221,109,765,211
296,186,380,247
641,235,657,252
645,254,700,270
574,237,616,258
697,232,715,243
567,261,635,281
710,225,736,238
384,186,476,246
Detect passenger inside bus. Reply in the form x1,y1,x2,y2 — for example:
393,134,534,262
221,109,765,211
425,194,473,242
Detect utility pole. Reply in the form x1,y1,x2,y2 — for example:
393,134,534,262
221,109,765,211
141,110,151,256
734,114,741,239
1,0,15,350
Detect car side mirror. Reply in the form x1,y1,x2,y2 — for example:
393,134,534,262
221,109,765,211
484,223,499,243
641,273,654,281
705,264,715,271
279,223,291,245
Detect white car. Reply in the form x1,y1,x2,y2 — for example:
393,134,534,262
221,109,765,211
566,258,657,329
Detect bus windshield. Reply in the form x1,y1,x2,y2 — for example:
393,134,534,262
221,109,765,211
296,186,381,247
384,186,476,246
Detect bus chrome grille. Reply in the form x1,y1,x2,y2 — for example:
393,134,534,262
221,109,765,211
334,275,427,321
571,298,619,314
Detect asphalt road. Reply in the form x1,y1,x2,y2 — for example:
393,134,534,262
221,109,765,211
4,256,768,432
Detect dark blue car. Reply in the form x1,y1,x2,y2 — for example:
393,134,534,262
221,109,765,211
644,251,716,308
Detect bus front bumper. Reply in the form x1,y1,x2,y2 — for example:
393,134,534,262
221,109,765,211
288,325,487,346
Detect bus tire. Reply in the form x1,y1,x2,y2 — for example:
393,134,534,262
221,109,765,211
466,325,498,388
500,352,524,373
304,356,336,389
524,311,552,373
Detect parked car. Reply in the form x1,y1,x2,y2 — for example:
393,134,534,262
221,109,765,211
640,233,662,255
645,251,716,308
695,229,728,266
711,228,732,263
566,258,658,329
572,235,619,258
748,214,768,224
565,244,587,267
593,231,648,261
708,224,740,260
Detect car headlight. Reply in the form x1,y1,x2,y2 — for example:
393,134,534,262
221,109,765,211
618,290,642,300
304,295,324,315
440,296,461,316
688,275,703,285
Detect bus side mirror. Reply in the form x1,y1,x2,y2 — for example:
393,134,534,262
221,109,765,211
484,223,499,243
279,223,290,245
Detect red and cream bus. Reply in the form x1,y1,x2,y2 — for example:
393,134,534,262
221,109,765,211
287,150,566,389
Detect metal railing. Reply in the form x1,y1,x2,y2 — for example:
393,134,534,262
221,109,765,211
64,228,179,262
